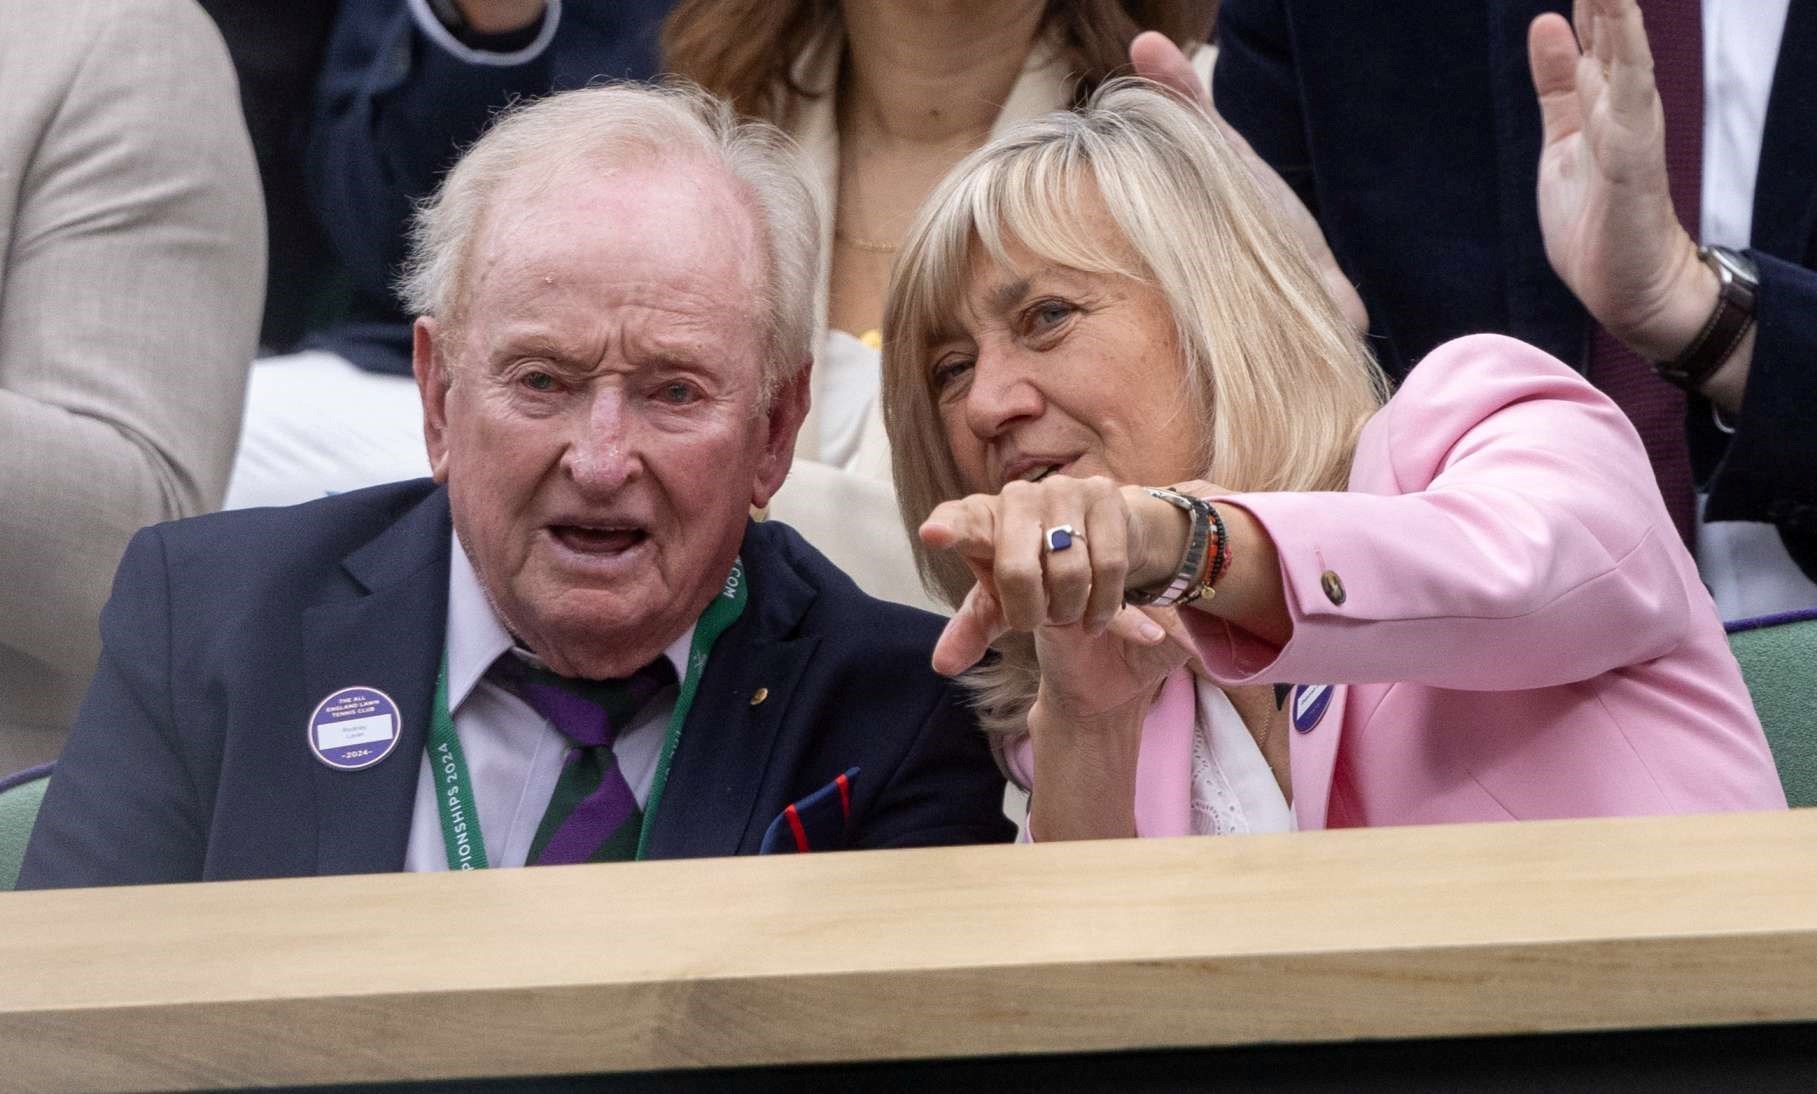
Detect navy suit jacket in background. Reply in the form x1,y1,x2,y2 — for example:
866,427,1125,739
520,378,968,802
1214,0,1817,574
18,481,1013,888
306,0,673,376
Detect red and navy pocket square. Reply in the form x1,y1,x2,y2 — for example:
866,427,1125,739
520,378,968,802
759,767,858,854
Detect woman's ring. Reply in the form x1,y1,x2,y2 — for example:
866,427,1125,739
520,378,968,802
1044,524,1083,553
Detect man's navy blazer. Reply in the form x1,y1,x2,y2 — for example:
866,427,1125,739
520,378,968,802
1214,0,1817,575
19,481,1013,888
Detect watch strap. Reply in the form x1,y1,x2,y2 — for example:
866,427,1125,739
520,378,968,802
1654,245,1757,392
1126,489,1211,608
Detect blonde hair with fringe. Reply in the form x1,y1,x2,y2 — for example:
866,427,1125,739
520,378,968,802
881,79,1389,741
397,80,820,408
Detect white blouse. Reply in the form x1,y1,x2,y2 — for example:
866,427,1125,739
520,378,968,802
1189,679,1294,836
811,328,881,470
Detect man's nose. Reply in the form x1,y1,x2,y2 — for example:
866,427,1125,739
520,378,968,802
563,386,640,493
963,346,1044,441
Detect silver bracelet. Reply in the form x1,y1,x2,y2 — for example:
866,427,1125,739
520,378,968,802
1125,488,1211,608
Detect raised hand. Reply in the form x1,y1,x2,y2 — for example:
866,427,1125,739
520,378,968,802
1527,0,1716,363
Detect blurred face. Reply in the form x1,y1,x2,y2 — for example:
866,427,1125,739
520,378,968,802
926,199,1204,495
414,159,807,678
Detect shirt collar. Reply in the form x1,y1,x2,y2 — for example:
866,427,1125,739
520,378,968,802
444,532,694,711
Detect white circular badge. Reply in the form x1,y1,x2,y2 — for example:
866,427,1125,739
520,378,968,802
307,686,402,771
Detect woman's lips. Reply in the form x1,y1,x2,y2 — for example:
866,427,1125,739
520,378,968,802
998,456,1079,489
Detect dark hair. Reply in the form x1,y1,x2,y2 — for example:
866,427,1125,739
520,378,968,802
662,0,1218,127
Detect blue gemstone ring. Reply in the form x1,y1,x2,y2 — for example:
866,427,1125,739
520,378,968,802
1044,524,1082,553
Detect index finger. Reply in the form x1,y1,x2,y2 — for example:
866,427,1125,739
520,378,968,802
931,581,1009,676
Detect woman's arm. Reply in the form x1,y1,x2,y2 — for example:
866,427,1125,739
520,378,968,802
1181,335,1702,690
923,336,1700,694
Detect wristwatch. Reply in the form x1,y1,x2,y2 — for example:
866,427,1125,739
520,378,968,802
1125,488,1212,608
1653,245,1758,392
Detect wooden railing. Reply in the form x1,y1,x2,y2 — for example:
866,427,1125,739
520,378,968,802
2,809,1814,1091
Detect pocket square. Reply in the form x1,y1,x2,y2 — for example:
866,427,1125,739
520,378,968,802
759,767,859,854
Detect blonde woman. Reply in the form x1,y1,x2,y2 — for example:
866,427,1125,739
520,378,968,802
881,82,1785,840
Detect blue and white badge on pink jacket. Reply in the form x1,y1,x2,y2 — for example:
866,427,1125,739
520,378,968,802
308,686,402,770
1291,684,1333,734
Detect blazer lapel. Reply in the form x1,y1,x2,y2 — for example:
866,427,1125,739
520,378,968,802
1286,683,1346,830
1132,670,1196,838
303,489,453,876
641,526,821,860
1753,0,1817,261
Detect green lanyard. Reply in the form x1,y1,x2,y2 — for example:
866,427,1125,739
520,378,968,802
427,557,748,869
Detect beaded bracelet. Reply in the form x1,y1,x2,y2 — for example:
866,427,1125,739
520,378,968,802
1193,502,1230,602
1126,489,1236,608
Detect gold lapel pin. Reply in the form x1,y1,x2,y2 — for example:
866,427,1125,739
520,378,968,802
749,687,769,707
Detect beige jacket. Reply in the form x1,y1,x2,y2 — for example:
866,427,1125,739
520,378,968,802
0,0,265,771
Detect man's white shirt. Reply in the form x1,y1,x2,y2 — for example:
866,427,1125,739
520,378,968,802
403,533,693,870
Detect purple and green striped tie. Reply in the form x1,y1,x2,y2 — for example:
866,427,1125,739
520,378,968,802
491,654,677,866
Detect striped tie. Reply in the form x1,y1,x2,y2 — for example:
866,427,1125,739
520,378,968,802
491,653,677,866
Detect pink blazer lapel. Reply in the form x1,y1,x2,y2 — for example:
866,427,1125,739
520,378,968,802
1286,683,1346,829
1132,669,1197,838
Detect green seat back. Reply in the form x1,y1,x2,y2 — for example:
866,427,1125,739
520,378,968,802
0,765,51,890
1727,612,1817,808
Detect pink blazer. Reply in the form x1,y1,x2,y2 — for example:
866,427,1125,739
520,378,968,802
1118,335,1785,833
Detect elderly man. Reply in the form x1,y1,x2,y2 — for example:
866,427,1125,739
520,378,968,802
18,85,1012,888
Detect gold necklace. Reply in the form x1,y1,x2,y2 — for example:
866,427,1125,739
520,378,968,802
1253,699,1281,754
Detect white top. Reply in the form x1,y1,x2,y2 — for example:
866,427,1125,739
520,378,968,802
1692,0,1817,620
1189,679,1294,836
812,329,884,470
403,534,693,871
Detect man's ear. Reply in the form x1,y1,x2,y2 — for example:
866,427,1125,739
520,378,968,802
751,357,813,510
413,317,454,483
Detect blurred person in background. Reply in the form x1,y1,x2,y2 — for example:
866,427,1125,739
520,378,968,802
197,0,342,356
223,0,671,509
0,0,264,773
881,83,1785,841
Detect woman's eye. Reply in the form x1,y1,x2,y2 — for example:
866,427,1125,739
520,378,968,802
520,370,558,393
1026,299,1075,332
930,357,974,396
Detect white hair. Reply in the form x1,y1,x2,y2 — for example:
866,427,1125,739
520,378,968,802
398,80,820,404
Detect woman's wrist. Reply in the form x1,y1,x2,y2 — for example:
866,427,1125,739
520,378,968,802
1029,688,1148,741
1120,484,1192,590
1026,694,1143,840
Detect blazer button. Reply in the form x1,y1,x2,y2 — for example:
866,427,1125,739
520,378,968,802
1320,570,1347,605
750,687,769,706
